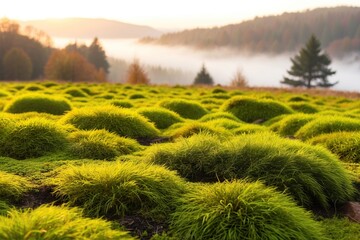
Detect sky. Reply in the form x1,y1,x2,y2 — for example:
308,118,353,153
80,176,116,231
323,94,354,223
1,0,360,29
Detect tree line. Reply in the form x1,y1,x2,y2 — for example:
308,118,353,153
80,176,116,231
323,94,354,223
145,7,360,57
0,18,109,82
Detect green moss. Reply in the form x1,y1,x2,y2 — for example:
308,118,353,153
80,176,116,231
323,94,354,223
61,105,160,140
0,171,32,201
63,87,88,97
166,122,230,139
53,161,186,219
221,96,293,123
289,102,319,113
2,118,68,160
171,181,325,240
146,132,354,210
0,205,134,239
270,113,315,136
320,217,360,240
159,99,208,120
308,132,360,163
295,116,360,140
137,107,184,129
199,112,242,122
4,94,72,115
68,129,142,160
110,100,134,108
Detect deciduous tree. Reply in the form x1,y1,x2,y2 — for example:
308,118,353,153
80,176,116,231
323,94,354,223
2,47,32,80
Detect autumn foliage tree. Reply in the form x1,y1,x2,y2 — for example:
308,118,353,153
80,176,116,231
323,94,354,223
45,50,106,82
230,69,248,87
2,47,33,80
126,59,150,84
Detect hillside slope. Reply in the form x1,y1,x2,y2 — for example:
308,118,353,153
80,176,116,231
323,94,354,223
23,18,162,39
144,7,360,56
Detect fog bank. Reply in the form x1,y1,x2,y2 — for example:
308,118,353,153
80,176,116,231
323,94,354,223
53,38,360,91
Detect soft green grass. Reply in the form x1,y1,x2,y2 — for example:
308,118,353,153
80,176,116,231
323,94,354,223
61,105,160,140
137,107,184,129
1,118,68,160
308,131,360,163
68,129,141,160
146,132,354,210
4,93,72,115
165,122,230,139
170,180,325,240
221,96,293,123
0,205,134,240
295,116,360,140
159,99,208,119
53,161,186,219
63,87,89,97
0,171,32,201
289,102,319,113
269,113,315,136
198,112,242,122
320,217,360,240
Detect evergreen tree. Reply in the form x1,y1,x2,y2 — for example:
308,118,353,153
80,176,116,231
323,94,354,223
281,35,337,88
193,65,214,85
87,37,110,73
2,48,33,80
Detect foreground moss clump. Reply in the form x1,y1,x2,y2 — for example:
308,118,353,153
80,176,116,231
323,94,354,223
0,171,32,201
146,133,354,210
221,96,293,123
1,118,68,159
308,131,360,163
53,161,186,219
4,94,72,115
68,129,142,160
61,105,160,139
137,107,184,129
159,99,208,120
170,181,325,240
0,205,134,240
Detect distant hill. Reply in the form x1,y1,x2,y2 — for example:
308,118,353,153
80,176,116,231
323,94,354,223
143,7,360,57
22,18,162,39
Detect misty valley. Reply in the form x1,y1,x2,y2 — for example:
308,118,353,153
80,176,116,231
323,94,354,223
53,38,360,91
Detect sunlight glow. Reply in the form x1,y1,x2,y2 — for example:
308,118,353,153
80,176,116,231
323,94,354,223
2,0,360,29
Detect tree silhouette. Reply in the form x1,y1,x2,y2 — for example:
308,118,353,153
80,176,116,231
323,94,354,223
126,58,150,84
87,37,110,73
2,48,33,80
193,64,214,85
281,35,337,88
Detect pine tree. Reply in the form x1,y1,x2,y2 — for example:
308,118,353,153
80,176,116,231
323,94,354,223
281,35,337,88
87,37,110,73
193,65,214,85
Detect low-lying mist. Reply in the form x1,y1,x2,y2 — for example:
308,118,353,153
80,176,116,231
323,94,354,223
54,38,360,91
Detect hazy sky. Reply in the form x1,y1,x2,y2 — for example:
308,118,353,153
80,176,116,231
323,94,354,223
2,0,360,29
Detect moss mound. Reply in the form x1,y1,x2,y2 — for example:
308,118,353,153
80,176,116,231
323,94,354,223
4,94,72,115
1,118,68,160
308,132,360,163
137,107,184,129
159,99,208,119
53,161,186,219
199,112,241,122
68,129,142,160
63,87,88,97
62,105,160,139
0,205,134,239
289,102,319,113
110,100,133,108
295,116,360,140
0,171,32,201
166,122,230,139
170,181,325,240
221,96,293,122
204,118,243,130
232,124,268,134
146,133,354,210
270,113,315,136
